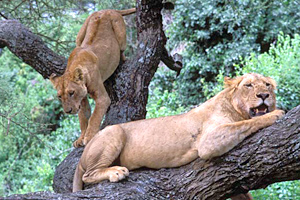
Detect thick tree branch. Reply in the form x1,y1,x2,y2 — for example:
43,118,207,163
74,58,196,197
6,106,300,199
0,20,66,78
161,46,182,76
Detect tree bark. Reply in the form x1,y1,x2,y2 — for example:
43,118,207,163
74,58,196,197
6,106,300,200
0,20,67,78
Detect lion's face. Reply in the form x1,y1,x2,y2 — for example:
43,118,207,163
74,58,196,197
50,68,87,115
226,73,277,119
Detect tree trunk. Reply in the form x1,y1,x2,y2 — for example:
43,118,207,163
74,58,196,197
101,0,167,127
6,106,300,200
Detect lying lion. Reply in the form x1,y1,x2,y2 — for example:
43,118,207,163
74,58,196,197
50,8,135,147
73,73,284,199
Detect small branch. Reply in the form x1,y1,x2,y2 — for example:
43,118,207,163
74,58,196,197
9,0,27,13
0,12,8,19
53,147,74,159
0,105,23,135
161,46,182,76
3,137,31,183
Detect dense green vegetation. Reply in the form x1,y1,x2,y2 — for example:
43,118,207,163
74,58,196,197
161,0,300,106
0,0,299,199
0,50,78,195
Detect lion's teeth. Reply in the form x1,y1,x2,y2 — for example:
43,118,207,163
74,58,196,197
255,109,258,113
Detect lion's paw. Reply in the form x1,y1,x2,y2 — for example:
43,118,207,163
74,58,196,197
73,138,84,148
270,109,285,121
83,135,93,146
107,166,129,182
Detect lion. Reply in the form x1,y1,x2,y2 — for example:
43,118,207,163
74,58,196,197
72,73,284,199
50,8,136,147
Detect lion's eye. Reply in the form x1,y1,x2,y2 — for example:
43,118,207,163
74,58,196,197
57,95,62,100
69,91,75,97
245,83,252,88
266,83,270,87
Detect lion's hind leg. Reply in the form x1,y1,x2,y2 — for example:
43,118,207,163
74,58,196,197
81,125,129,185
111,11,127,61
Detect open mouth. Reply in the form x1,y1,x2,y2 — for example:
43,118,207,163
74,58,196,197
250,104,269,117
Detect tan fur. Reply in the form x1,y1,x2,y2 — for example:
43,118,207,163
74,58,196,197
73,73,284,195
50,8,136,147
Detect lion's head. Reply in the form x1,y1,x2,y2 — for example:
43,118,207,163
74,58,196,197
50,67,87,115
225,73,277,119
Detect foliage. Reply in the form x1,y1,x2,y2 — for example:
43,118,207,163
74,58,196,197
146,87,185,119
251,180,300,200
236,33,300,111
164,0,300,106
147,66,185,118
0,50,78,196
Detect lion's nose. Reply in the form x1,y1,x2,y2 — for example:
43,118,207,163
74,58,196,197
66,108,73,114
256,93,269,100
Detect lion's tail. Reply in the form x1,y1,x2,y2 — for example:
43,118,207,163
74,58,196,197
117,8,136,16
73,162,84,192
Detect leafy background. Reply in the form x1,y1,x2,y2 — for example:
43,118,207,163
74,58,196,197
0,0,300,199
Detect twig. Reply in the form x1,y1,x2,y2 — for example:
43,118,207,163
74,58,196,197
3,137,31,183
53,147,73,159
6,117,10,135
0,12,8,19
9,0,27,13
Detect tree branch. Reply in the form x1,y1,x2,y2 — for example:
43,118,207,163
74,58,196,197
6,106,300,199
0,12,8,19
0,20,67,78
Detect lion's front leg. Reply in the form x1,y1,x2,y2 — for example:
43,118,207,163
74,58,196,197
73,97,91,147
83,84,111,145
197,110,284,160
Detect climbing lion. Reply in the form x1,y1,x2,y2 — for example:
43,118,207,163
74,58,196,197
50,8,135,147
73,73,284,199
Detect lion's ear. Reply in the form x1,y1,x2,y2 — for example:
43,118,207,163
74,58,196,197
224,76,243,88
50,73,59,87
266,77,277,90
73,67,84,83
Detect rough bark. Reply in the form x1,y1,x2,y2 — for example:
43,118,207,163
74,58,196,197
0,20,67,78
6,106,300,200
